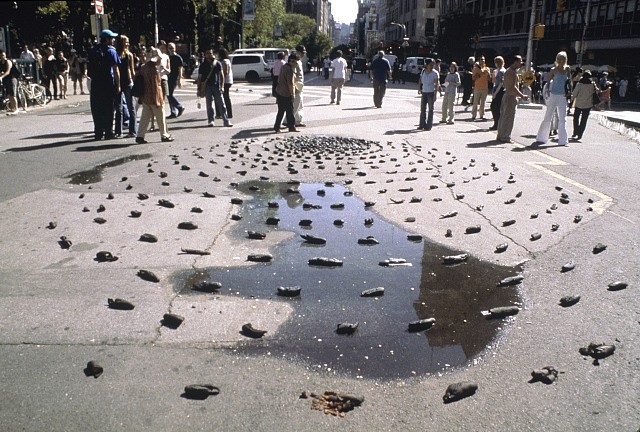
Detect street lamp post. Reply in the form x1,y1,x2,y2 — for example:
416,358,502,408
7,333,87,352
576,0,592,67
214,15,242,50
390,22,409,61
154,0,159,46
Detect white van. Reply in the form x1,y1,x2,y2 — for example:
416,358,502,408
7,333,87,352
382,54,398,68
405,57,425,76
232,48,290,67
229,54,271,82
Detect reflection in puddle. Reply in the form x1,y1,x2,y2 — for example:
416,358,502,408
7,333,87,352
66,153,152,184
177,181,521,380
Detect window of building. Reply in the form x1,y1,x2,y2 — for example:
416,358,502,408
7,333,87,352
514,11,524,32
497,0,503,8
413,0,418,9
503,13,512,33
623,0,635,23
426,0,435,7
484,17,494,34
616,1,625,19
411,18,416,36
425,18,435,36
606,2,615,21
405,0,410,11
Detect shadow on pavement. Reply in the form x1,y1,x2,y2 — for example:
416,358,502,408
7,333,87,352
22,131,88,140
466,139,510,148
231,127,279,140
341,106,377,111
4,137,96,152
457,128,492,134
384,128,421,135
74,143,137,152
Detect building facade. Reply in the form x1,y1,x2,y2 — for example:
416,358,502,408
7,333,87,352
438,0,640,76
354,0,440,59
286,0,332,35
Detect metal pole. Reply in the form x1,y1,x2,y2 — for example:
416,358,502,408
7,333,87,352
577,0,591,66
525,0,537,71
154,0,159,46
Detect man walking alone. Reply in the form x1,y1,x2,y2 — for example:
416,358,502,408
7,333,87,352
166,42,185,119
330,50,348,105
369,51,391,108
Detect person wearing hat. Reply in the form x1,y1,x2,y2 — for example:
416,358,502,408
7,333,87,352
87,29,121,140
368,50,391,108
570,70,597,140
135,48,174,143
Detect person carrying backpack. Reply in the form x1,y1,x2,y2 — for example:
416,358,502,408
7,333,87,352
87,29,120,140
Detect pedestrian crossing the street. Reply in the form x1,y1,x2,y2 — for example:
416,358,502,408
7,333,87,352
174,81,424,107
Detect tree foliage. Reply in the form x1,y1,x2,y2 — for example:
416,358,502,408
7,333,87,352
300,31,332,63
274,14,316,50
242,0,286,47
436,12,483,63
2,0,332,57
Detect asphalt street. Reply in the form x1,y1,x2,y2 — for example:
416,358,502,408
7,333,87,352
0,73,638,431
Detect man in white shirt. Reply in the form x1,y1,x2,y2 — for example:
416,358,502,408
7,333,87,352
19,45,36,62
156,40,171,100
417,58,441,131
330,50,348,105
292,44,306,127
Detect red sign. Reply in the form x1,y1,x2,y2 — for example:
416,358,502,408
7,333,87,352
95,0,104,15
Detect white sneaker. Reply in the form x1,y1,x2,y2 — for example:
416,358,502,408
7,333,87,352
208,121,214,127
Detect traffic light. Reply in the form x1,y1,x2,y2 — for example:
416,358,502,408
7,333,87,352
557,0,566,11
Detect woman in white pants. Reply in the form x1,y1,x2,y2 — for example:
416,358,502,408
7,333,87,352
441,62,460,124
535,51,571,146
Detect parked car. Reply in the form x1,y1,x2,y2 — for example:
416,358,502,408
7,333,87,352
190,54,271,83
352,57,368,73
405,57,425,77
232,48,290,68
230,54,271,82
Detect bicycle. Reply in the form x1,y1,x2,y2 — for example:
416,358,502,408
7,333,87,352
17,75,49,110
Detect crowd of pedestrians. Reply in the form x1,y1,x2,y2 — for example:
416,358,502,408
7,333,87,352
3,31,638,149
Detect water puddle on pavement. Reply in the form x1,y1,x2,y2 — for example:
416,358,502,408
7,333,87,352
66,153,152,184
177,181,522,380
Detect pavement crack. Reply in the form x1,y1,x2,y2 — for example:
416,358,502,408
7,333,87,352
403,141,533,255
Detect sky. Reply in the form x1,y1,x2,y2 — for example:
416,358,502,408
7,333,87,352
330,0,358,24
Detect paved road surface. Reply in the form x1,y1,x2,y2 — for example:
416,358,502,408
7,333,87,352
0,73,638,431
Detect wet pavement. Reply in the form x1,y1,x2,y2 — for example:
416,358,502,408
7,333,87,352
0,78,638,431
176,181,521,379
66,154,153,184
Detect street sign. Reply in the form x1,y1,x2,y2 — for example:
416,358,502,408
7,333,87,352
90,14,109,36
95,0,104,15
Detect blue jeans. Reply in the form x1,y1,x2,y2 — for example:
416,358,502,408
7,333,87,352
419,92,435,129
205,85,228,124
167,77,183,116
115,86,136,136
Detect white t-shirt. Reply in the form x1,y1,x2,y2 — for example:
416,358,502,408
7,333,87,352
420,69,440,93
223,58,233,84
157,52,170,80
331,57,347,79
